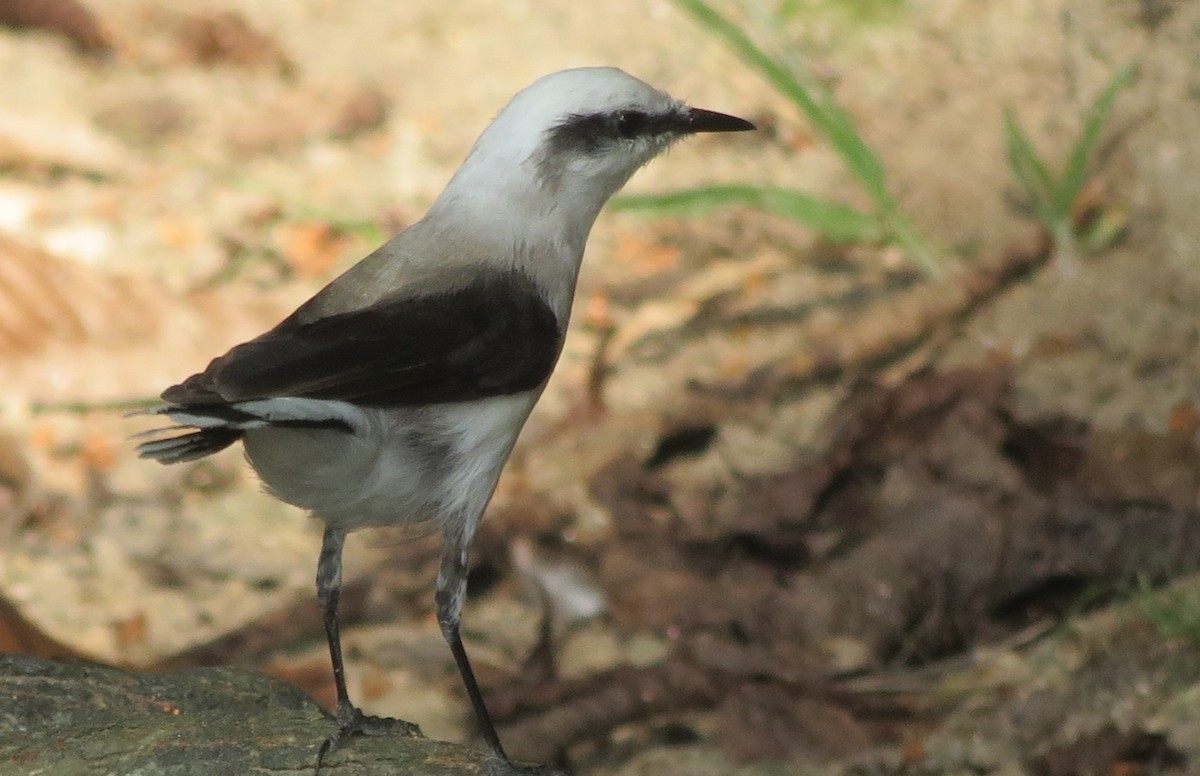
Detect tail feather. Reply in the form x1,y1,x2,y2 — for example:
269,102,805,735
128,403,263,427
130,397,359,465
135,427,242,464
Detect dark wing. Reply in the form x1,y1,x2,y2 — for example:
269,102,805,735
163,271,562,408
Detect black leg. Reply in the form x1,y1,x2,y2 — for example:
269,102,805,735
317,527,351,709
436,534,508,760
314,527,419,772
437,536,567,776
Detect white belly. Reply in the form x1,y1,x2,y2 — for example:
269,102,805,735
242,392,539,532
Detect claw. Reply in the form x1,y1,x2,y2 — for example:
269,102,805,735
483,756,567,776
314,702,421,773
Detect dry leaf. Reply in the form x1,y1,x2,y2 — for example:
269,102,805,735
1,231,295,403
360,669,394,702
584,292,613,329
0,112,131,177
0,0,112,56
81,428,116,472
276,221,349,278
329,84,390,140
113,611,148,650
606,298,698,358
154,216,202,250
0,595,86,659
0,233,155,354
612,231,681,276
173,11,294,76
1167,401,1200,435
265,656,337,712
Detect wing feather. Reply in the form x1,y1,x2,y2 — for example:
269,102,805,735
163,271,562,408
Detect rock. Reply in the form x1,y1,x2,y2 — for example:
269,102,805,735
0,653,511,775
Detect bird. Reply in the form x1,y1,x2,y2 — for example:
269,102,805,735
133,66,754,772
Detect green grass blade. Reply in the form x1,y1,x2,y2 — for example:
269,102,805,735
1003,106,1059,225
816,97,891,207
613,185,879,242
1054,62,1135,216
672,0,890,204
884,212,944,279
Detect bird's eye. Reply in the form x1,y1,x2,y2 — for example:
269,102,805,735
614,110,647,138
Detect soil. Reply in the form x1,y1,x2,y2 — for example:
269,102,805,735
0,1,1197,775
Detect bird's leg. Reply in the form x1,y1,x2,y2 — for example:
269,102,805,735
315,526,419,770
318,527,352,714
436,534,566,776
436,532,508,759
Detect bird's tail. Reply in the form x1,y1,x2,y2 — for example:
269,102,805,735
130,398,358,465
129,404,253,465
134,426,244,464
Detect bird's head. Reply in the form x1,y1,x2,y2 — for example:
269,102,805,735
521,67,754,193
440,67,753,227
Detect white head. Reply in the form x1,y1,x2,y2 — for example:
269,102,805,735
430,67,753,241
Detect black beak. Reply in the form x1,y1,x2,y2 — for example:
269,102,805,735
684,107,756,134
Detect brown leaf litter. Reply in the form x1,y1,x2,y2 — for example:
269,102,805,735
1,231,295,403
0,0,111,56
482,366,1200,765
172,11,294,77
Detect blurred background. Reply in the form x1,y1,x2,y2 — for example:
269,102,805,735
1,0,1198,774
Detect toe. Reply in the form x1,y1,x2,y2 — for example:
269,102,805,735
314,705,423,772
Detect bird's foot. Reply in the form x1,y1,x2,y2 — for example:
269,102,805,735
483,755,567,776
315,702,421,771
